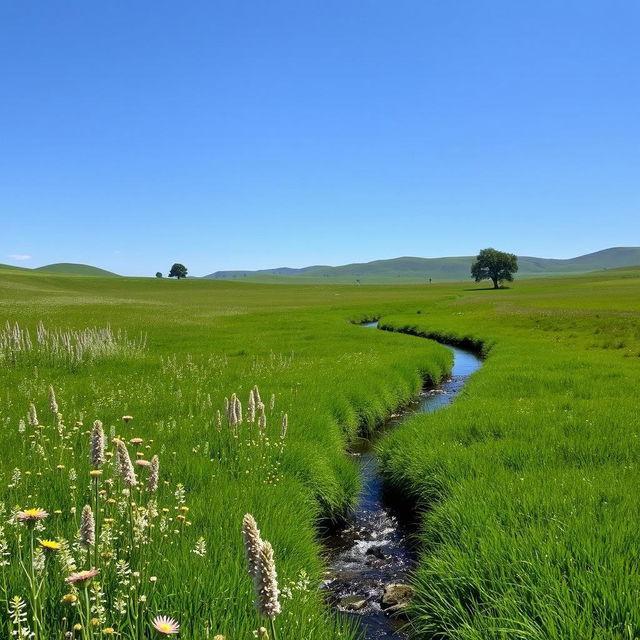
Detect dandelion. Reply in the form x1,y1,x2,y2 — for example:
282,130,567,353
152,615,180,635
90,420,105,467
28,403,38,427
16,508,48,525
80,505,95,547
49,385,59,414
254,539,281,619
39,539,61,552
114,439,137,487
61,593,78,604
148,455,159,493
66,568,100,584
242,513,263,577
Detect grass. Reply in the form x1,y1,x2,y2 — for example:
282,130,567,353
376,269,640,639
0,270,450,639
0,267,638,639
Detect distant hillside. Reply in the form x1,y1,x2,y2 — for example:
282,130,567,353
0,263,32,272
204,247,640,283
34,263,120,277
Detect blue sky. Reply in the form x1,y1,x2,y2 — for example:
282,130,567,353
1,1,638,276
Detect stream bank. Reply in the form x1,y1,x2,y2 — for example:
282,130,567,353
322,322,482,639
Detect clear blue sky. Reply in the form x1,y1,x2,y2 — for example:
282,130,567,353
1,1,638,276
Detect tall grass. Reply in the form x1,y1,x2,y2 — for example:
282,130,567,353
1,268,638,638
0,270,450,639
377,295,640,639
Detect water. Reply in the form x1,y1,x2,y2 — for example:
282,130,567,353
323,322,483,639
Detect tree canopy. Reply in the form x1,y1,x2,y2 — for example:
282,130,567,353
471,248,518,289
168,263,188,279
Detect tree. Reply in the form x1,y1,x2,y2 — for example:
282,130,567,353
168,263,188,279
471,248,518,289
155,272,163,278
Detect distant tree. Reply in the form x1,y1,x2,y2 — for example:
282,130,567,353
471,248,518,289
155,272,162,278
168,263,188,279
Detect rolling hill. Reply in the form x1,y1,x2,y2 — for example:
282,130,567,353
0,263,120,277
203,247,640,283
34,263,120,276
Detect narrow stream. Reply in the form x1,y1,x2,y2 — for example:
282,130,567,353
323,322,483,639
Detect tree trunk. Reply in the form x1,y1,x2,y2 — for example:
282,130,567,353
492,277,499,289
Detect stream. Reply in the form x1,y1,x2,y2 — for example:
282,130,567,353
323,321,483,639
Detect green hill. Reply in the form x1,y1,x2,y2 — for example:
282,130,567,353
204,247,640,283
33,263,120,277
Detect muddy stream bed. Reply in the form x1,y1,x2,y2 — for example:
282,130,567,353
322,322,482,639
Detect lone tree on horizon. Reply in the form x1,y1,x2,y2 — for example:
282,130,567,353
471,248,518,289
168,263,188,279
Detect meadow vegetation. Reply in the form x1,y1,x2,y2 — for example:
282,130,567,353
377,269,640,639
0,271,449,639
0,268,638,639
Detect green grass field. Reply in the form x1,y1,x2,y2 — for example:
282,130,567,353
0,268,638,639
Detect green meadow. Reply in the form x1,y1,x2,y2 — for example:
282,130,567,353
1,267,639,639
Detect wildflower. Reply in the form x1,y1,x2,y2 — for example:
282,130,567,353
150,576,157,583
39,539,61,551
114,439,137,487
242,513,262,577
57,464,66,470
253,385,262,405
258,408,266,437
74,623,83,631
254,539,281,618
280,413,288,439
136,459,152,467
28,403,39,427
90,420,106,467
66,568,100,584
248,389,256,423
192,537,206,556
269,393,275,411
103,628,115,635
148,455,159,493
80,505,95,547
61,593,78,604
49,385,59,414
17,508,48,524
130,437,143,445
152,615,180,635
122,415,133,423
